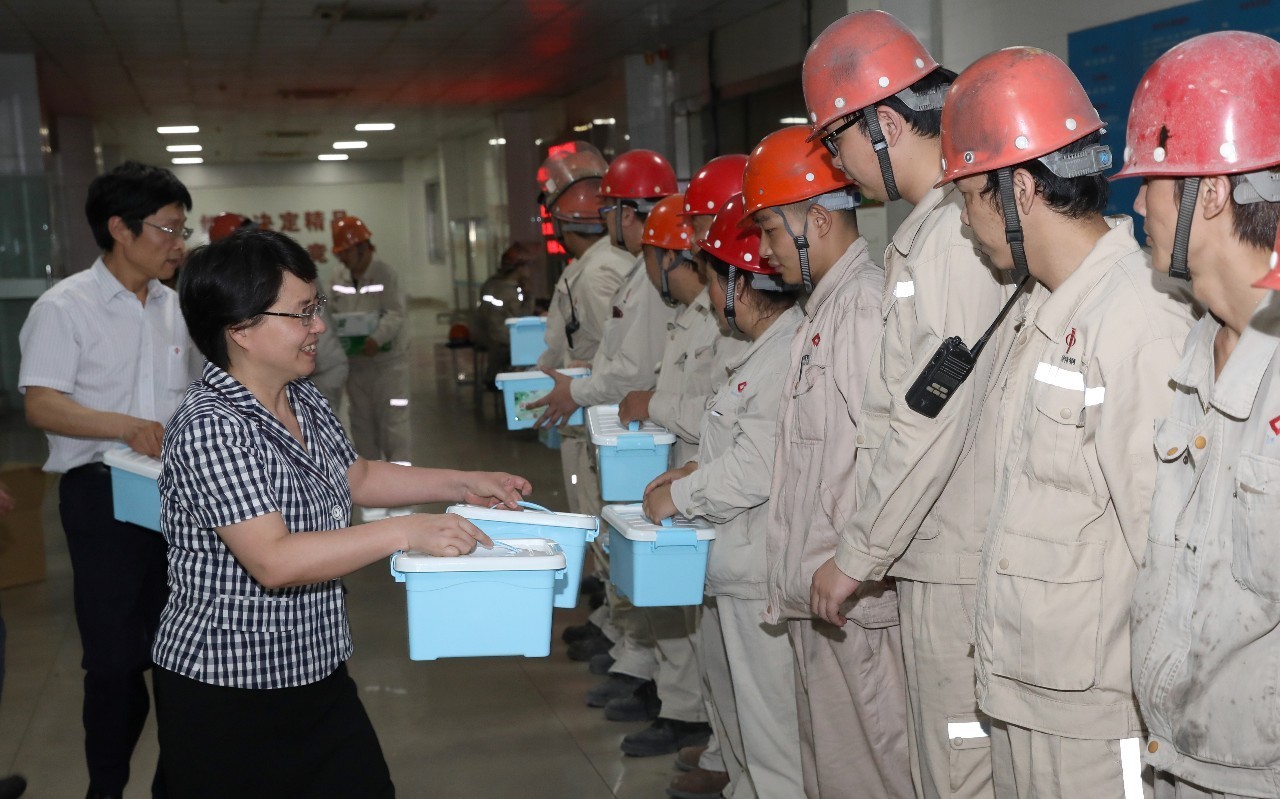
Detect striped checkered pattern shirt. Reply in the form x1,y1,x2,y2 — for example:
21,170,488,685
153,362,358,689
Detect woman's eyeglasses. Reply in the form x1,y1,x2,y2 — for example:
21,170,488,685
260,295,328,327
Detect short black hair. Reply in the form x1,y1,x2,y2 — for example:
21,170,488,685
857,67,957,140
84,161,193,252
980,131,1110,220
1175,172,1280,253
704,252,797,317
179,229,318,369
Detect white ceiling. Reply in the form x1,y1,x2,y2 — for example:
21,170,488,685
2,0,779,164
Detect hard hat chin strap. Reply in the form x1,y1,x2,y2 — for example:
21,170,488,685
1170,177,1200,282
723,266,741,335
862,104,901,203
776,207,813,292
658,250,687,307
997,168,1030,283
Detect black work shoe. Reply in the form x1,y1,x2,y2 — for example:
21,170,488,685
561,620,604,644
587,674,649,708
0,776,24,799
621,718,713,757
579,574,605,597
567,633,612,661
588,652,616,675
84,789,119,799
605,679,661,722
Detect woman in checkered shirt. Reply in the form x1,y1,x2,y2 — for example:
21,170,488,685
150,229,531,798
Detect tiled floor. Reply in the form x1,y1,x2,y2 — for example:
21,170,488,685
0,301,677,798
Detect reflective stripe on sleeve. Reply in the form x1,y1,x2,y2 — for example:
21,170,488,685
893,281,915,298
1119,737,1143,799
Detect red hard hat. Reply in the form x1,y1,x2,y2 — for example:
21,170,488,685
538,141,608,207
332,215,373,253
939,47,1108,186
448,323,470,343
683,155,748,217
1257,262,1280,291
549,178,604,223
642,194,695,250
600,150,678,200
698,194,776,276
802,10,940,139
742,126,857,217
208,212,254,243
1115,31,1280,180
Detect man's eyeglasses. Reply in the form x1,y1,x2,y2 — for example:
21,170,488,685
260,295,328,327
143,220,194,241
820,113,862,158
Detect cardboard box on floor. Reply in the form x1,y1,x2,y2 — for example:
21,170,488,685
0,464,49,589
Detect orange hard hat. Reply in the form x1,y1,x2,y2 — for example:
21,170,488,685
642,194,695,251
538,141,608,207
331,215,373,254
683,155,748,217
939,47,1109,187
208,212,254,243
1257,262,1280,291
742,126,857,216
802,10,941,139
600,150,678,200
548,177,604,224
698,194,775,276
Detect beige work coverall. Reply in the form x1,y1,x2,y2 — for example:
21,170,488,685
764,237,912,799
974,219,1193,799
671,304,806,799
834,184,1012,799
1132,295,1280,799
573,256,677,681
331,259,410,464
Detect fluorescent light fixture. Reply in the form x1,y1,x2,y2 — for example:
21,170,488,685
166,144,202,153
592,117,616,125
572,123,592,132
624,134,631,141
534,138,543,146
779,116,809,125
488,137,506,146
332,141,367,149
318,153,349,161
171,157,203,165
354,123,395,132
157,125,199,135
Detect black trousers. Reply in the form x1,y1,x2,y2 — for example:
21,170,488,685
153,663,395,799
60,463,170,796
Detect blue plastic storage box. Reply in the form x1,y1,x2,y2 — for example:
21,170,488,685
494,368,590,430
505,316,548,366
390,538,566,660
587,405,677,501
601,504,715,607
445,502,598,609
103,449,163,532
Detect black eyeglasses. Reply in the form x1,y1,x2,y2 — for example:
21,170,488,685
820,113,861,158
143,220,194,241
260,295,327,327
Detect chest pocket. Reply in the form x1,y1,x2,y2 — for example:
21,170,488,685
791,361,828,442
1231,452,1280,603
1149,417,1197,547
168,343,192,394
1025,383,1095,495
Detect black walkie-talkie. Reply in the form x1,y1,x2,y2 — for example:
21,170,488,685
905,276,1029,419
564,280,581,350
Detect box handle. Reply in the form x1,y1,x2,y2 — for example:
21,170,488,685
494,500,602,542
652,528,699,549
616,435,655,452
389,552,406,583
626,420,640,431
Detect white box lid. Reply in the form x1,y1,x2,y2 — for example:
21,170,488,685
103,448,162,480
586,405,677,447
600,504,715,542
495,367,590,383
393,538,566,573
505,316,547,328
446,503,598,534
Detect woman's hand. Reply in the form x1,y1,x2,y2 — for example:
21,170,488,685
461,472,531,509
643,484,677,524
643,461,698,498
404,513,494,557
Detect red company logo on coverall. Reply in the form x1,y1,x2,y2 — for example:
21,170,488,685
737,381,748,393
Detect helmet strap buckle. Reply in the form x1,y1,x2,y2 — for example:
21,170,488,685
863,104,901,202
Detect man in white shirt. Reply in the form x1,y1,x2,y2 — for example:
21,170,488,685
19,160,196,799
